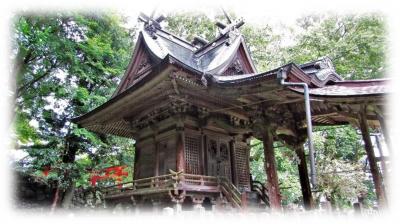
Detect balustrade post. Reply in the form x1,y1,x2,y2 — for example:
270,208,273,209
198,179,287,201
241,191,247,211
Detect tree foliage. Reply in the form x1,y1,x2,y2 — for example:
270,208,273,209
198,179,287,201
12,11,136,205
286,13,386,80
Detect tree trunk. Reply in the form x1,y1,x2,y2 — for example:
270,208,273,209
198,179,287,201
52,135,79,210
61,185,75,209
51,186,61,212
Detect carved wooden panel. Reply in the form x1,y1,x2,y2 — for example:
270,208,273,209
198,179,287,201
222,59,244,76
221,44,255,76
219,142,232,180
206,135,232,181
207,139,218,176
234,143,250,191
184,135,201,174
115,45,154,95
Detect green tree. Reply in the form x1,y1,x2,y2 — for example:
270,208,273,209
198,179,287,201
312,126,370,209
286,13,386,80
12,11,135,208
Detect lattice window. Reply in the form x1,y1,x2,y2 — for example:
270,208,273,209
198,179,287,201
235,144,250,190
185,136,201,174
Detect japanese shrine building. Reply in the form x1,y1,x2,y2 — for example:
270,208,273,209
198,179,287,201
72,13,389,211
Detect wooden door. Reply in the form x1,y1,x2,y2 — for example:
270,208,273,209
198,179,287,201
206,137,232,180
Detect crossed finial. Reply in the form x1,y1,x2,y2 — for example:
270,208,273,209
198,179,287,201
216,8,245,36
138,10,165,30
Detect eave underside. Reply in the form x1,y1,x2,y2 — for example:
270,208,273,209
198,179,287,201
74,63,388,139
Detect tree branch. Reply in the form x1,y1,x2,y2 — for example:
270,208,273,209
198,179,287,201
16,61,58,98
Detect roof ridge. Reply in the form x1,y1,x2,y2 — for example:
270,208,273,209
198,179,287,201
154,28,197,50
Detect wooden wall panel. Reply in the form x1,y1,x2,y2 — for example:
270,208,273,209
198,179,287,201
234,142,250,191
157,138,176,175
137,143,155,178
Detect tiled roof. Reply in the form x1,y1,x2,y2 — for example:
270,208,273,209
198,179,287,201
291,79,389,96
141,27,251,75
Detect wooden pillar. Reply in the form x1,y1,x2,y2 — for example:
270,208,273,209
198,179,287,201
176,126,185,173
199,129,205,175
241,191,248,210
295,144,313,210
358,108,387,208
133,145,140,180
154,137,159,177
261,127,281,210
229,137,238,186
376,113,392,153
374,135,387,180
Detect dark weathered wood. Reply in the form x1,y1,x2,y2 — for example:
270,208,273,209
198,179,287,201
295,144,313,210
176,128,185,172
198,130,205,175
241,191,248,210
261,127,281,210
358,108,387,208
154,138,159,176
133,146,140,180
230,138,238,186
203,134,208,175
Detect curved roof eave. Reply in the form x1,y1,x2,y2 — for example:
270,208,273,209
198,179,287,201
72,55,173,124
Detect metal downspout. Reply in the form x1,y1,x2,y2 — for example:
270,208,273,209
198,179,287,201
277,68,317,188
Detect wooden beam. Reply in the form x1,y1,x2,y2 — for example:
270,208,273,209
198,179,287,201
261,126,282,210
295,144,313,210
358,107,387,208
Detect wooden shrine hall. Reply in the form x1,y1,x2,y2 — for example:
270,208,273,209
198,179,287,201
72,13,390,211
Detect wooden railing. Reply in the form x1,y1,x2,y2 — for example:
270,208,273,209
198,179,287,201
102,171,245,209
102,182,134,196
251,180,270,206
181,173,219,187
102,172,179,197
133,173,177,190
218,176,243,208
